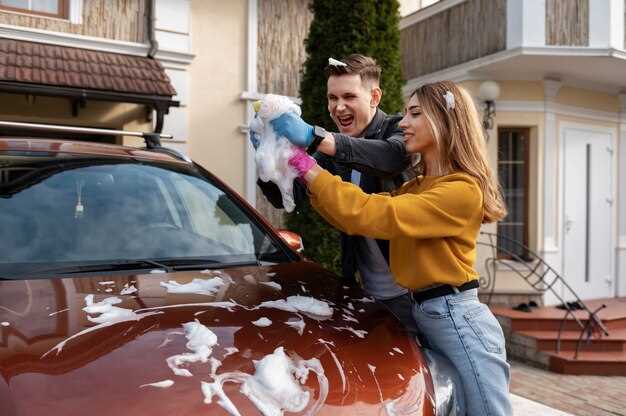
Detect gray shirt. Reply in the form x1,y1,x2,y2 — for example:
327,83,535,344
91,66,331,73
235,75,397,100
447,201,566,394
351,170,408,300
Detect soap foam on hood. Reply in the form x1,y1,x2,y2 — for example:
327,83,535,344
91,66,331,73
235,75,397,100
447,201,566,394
258,296,333,319
160,277,225,296
252,317,272,327
42,295,162,357
202,346,328,416
167,320,218,377
140,380,174,389
248,94,302,212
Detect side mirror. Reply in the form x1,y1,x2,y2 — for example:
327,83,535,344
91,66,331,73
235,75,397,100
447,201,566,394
276,229,304,253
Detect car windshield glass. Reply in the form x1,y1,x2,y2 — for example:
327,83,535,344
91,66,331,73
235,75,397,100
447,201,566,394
0,151,290,278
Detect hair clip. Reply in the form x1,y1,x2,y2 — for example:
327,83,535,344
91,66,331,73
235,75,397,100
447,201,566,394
443,91,455,110
328,57,347,67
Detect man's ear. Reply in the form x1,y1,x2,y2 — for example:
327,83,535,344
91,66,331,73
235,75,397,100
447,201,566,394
370,86,382,108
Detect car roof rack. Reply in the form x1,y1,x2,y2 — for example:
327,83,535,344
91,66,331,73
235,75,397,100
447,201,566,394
0,120,191,163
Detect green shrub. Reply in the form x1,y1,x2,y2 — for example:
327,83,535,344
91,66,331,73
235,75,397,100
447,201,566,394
286,0,403,275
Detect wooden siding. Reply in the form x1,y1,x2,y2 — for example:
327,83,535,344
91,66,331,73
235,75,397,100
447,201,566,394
257,0,312,97
0,0,147,43
256,0,312,227
545,0,588,46
400,0,506,80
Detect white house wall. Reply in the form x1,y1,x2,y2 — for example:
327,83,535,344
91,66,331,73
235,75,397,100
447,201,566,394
619,94,626,297
154,0,192,155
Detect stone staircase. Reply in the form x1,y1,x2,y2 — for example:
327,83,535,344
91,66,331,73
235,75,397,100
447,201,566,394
491,297,626,375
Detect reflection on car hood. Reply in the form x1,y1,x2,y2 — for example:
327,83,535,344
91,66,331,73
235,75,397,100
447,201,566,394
0,261,435,416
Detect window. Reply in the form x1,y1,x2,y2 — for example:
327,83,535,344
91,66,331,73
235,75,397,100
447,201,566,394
497,128,530,259
0,0,68,18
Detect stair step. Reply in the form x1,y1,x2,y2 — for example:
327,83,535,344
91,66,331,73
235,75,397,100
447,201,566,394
515,329,626,352
492,305,626,332
546,351,626,376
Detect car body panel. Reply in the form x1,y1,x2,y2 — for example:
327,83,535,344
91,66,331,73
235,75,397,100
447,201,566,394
0,137,437,415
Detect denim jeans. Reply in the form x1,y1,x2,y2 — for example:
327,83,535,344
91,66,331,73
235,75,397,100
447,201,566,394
411,288,512,416
379,292,420,336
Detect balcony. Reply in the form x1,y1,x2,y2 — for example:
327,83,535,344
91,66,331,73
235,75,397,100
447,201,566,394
400,0,626,93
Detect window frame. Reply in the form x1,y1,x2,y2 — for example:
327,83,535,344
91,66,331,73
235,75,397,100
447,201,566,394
0,0,69,19
496,127,531,260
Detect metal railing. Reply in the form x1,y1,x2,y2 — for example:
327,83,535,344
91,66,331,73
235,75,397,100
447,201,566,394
478,232,609,358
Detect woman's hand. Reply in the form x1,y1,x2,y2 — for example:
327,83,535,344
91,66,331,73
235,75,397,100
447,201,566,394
288,148,322,182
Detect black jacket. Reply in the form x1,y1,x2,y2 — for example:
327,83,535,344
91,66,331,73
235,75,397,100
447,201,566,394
257,109,411,282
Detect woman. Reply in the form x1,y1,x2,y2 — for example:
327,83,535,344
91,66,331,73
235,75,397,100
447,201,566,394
275,81,512,415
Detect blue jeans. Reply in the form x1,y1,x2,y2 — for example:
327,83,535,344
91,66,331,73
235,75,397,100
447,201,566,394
411,289,512,416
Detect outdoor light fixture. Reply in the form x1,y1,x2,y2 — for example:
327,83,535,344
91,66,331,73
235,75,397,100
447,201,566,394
478,81,500,130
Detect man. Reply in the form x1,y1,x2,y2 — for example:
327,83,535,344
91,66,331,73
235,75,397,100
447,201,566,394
257,54,417,333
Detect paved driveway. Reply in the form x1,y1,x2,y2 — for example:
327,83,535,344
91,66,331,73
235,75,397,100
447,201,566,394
511,360,626,416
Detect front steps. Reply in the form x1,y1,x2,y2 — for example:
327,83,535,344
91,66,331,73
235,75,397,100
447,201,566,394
491,297,626,375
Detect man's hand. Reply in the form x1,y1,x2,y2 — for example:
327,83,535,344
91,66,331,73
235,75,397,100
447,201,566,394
271,112,314,147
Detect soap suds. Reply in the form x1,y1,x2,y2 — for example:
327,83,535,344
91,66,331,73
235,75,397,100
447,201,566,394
157,337,173,349
223,347,239,358
243,274,257,285
252,317,272,327
392,347,404,355
333,326,368,339
356,297,375,303
137,301,240,314
285,318,305,335
140,380,174,389
120,284,138,295
368,364,384,403
160,277,225,296
98,281,115,285
1,321,9,327
346,302,354,310
249,94,302,212
320,342,346,394
150,269,167,274
42,295,162,357
48,308,69,317
166,320,218,377
202,347,328,416
342,314,359,324
259,281,281,290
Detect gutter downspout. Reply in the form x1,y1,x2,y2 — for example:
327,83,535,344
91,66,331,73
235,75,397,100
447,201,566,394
147,0,159,58
245,0,258,206
147,0,165,132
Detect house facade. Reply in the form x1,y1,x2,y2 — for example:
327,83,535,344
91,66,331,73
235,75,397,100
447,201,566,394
399,0,626,305
0,0,312,222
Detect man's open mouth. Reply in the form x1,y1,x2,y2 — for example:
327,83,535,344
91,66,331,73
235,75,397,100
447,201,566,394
337,115,354,128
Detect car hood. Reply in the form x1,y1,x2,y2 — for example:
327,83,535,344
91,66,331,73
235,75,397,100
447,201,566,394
0,261,435,416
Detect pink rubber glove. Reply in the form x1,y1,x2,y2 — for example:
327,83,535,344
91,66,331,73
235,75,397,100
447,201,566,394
288,147,317,178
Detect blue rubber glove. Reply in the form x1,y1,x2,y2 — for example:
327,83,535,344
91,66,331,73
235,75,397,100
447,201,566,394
270,112,314,147
249,131,260,149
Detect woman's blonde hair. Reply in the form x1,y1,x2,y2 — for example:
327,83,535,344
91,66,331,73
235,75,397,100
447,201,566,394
411,80,507,223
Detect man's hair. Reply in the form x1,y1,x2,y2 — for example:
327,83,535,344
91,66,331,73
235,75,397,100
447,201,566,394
324,54,381,85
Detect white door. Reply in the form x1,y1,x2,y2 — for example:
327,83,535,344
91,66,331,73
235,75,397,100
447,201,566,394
562,127,614,300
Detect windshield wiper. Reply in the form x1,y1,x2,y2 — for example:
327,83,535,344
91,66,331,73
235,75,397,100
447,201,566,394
11,259,172,278
157,257,261,271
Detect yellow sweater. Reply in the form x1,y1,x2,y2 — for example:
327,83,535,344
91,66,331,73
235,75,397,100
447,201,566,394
309,170,483,290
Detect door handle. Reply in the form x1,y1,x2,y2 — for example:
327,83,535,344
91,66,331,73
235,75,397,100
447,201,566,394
564,216,574,233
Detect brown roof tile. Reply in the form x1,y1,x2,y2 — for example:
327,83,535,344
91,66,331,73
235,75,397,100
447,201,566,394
0,38,176,96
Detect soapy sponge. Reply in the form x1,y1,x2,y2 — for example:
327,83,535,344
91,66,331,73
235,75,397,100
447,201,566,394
249,94,301,212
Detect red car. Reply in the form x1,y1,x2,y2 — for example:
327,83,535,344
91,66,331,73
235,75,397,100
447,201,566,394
0,128,463,415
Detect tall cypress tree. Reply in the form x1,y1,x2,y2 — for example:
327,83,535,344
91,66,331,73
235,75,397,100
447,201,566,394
286,0,403,276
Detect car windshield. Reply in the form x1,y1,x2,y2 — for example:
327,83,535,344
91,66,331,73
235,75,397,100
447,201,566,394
0,151,291,278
